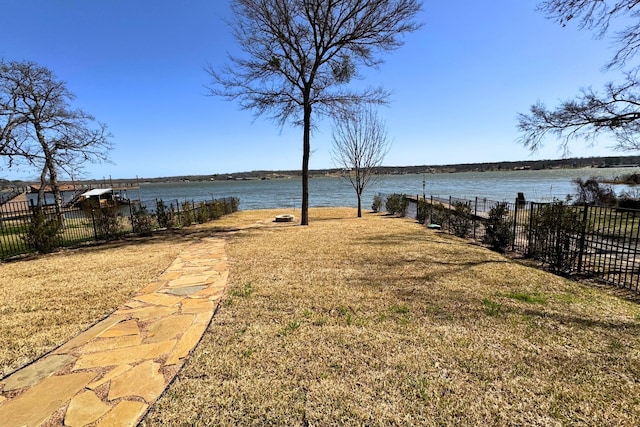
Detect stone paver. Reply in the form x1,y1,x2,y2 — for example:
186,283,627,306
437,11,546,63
0,238,228,426
1,354,76,392
96,401,148,427
65,390,111,426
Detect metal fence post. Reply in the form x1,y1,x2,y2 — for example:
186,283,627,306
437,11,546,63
430,195,433,224
473,197,478,239
128,200,135,232
527,202,536,257
576,204,589,273
91,208,98,240
448,195,452,231
512,198,519,251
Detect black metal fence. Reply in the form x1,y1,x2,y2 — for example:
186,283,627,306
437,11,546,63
0,197,239,260
405,195,640,293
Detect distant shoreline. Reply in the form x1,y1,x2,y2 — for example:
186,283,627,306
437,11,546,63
2,154,640,188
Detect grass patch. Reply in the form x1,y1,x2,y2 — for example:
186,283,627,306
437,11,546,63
279,320,302,337
228,282,254,298
482,298,506,316
505,291,547,305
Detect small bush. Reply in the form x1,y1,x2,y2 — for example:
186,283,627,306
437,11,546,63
483,202,513,252
416,199,428,224
210,201,225,220
372,194,383,213
450,201,472,238
429,203,449,226
229,197,240,212
131,204,155,236
23,208,62,253
179,201,195,226
618,172,640,185
385,193,408,216
195,202,209,224
528,201,585,272
573,177,617,206
617,189,640,210
93,207,123,240
156,199,174,228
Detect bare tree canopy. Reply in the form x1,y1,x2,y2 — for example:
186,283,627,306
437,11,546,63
0,59,112,208
208,0,422,225
518,1,640,153
538,0,640,69
331,106,390,217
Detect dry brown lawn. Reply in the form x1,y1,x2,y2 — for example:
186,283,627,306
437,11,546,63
2,207,640,425
141,208,640,426
0,236,189,377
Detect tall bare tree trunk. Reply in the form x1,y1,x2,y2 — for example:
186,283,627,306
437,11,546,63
47,162,65,225
301,100,311,226
37,165,47,208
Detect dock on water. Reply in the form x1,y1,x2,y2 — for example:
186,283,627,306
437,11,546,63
406,195,492,220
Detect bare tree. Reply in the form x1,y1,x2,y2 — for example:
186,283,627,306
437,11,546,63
518,1,640,153
331,106,390,217
0,63,30,165
0,59,112,213
208,0,422,225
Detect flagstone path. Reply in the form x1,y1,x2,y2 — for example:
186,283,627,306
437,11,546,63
0,238,228,426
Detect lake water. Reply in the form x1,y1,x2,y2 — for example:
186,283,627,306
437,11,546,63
132,167,640,211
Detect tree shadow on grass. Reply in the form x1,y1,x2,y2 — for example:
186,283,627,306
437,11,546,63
2,224,251,264
518,306,640,332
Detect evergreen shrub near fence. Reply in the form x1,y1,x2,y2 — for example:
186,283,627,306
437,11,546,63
23,207,63,254
482,202,513,252
385,193,408,216
0,196,240,260
401,195,640,293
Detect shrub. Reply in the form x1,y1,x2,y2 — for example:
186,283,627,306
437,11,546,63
573,177,617,206
195,202,209,224
416,199,428,224
429,203,449,226
617,189,640,210
450,201,472,238
483,202,513,252
618,172,640,185
93,206,123,240
156,199,174,228
179,201,195,226
131,204,155,236
528,201,585,272
209,201,224,220
23,208,62,253
385,193,408,216
371,194,383,213
229,197,240,212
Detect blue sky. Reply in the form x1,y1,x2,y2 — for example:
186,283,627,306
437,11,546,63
0,0,631,180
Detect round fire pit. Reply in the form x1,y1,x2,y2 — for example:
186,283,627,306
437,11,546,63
274,214,295,223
